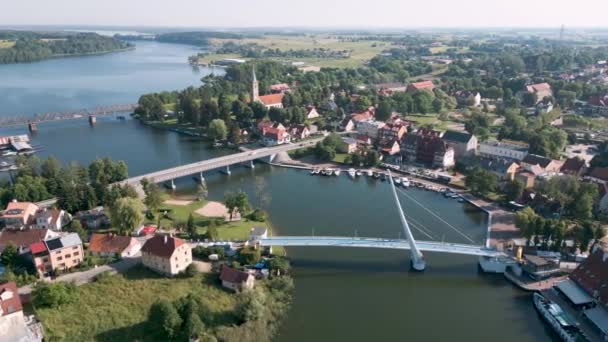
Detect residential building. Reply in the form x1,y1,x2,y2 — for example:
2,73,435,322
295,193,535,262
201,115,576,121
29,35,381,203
560,157,587,177
372,82,407,96
378,122,408,145
401,129,454,168
141,234,192,276
356,120,386,141
0,201,39,230
219,266,255,292
0,229,58,254
356,135,372,147
288,125,310,141
407,80,435,93
350,107,375,124
588,167,608,183
29,242,52,277
305,106,320,120
479,139,529,161
525,83,553,103
270,83,290,94
520,154,564,174
478,157,520,181
515,171,536,189
88,233,142,258
34,208,67,231
339,118,355,132
75,207,109,230
441,131,478,158
262,128,291,146
256,120,285,135
339,137,358,154
380,140,401,156
0,281,42,342
43,233,84,273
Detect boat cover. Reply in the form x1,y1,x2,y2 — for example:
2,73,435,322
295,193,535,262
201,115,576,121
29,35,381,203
555,279,593,305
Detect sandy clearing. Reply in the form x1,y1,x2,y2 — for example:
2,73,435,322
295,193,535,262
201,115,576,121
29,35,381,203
196,201,228,217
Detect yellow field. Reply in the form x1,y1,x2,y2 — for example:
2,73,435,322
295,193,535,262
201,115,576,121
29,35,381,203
204,35,388,68
429,46,470,54
0,40,15,49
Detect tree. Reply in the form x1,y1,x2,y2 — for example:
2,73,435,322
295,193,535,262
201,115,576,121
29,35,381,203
224,191,250,220
143,182,163,215
238,246,261,265
0,243,17,268
354,96,372,111
206,221,218,241
149,299,182,339
32,282,75,309
196,182,208,201
207,119,227,142
268,257,290,276
432,98,443,113
181,299,205,339
236,288,267,322
465,168,497,196
375,100,393,122
67,220,87,242
514,207,538,244
505,179,524,202
187,213,196,239
109,197,144,235
413,91,433,114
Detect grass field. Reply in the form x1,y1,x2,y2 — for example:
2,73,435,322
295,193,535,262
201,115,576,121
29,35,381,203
0,40,15,49
34,266,238,341
201,35,388,68
428,46,470,54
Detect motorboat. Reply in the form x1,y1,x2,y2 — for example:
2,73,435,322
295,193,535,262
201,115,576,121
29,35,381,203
401,177,410,188
394,177,401,185
348,168,356,178
356,170,362,177
334,169,341,176
367,170,373,177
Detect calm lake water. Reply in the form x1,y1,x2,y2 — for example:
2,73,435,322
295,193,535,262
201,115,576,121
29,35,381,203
0,41,557,342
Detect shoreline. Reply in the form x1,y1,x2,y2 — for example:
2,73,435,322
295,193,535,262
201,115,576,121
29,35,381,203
0,46,136,65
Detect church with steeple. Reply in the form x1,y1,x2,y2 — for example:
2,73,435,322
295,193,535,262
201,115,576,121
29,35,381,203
251,66,284,109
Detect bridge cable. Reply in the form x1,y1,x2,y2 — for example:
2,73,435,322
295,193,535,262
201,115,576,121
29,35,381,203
401,213,438,240
396,188,476,244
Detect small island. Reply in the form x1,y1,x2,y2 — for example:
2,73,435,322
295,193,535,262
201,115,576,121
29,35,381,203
0,31,133,64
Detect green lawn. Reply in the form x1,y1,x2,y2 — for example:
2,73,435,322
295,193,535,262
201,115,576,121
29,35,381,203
34,266,238,341
0,40,15,49
332,153,349,164
198,219,268,241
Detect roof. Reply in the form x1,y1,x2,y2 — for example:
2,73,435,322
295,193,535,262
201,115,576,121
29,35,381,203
524,254,551,266
0,229,49,250
219,266,251,284
0,281,22,316
560,157,586,174
2,201,38,219
408,81,434,90
442,130,473,144
589,167,608,182
583,306,608,335
44,233,82,251
88,233,134,254
258,93,284,106
556,279,593,305
522,154,553,168
481,139,529,152
270,83,290,92
29,241,47,255
341,137,358,145
570,245,608,306
141,234,185,258
526,82,551,92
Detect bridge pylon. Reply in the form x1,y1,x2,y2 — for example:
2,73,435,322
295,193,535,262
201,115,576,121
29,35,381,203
388,170,426,271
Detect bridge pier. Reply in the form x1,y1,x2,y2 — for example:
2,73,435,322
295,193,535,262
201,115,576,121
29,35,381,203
28,122,37,133
199,172,205,183
245,160,255,169
221,165,231,175
168,179,176,190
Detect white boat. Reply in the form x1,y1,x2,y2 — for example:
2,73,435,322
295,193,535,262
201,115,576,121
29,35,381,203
3,151,17,156
366,170,373,177
532,293,579,342
401,177,410,188
334,169,341,176
394,177,401,185
348,168,356,179
356,170,362,177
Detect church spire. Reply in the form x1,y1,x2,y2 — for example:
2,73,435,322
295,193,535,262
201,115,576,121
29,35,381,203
252,65,257,82
251,65,259,102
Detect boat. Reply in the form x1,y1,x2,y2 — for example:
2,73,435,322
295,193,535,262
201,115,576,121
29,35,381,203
334,169,341,176
532,293,581,342
356,170,362,177
381,173,387,182
310,169,316,175
367,170,373,177
373,172,381,179
401,177,410,188
394,177,401,185
348,168,356,179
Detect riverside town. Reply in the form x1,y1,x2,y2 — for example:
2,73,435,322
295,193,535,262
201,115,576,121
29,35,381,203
1,2,608,342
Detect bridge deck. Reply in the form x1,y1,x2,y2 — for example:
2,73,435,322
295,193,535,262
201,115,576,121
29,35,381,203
259,236,505,257
119,137,324,186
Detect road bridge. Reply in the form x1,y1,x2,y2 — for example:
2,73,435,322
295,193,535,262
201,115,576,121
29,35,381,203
259,236,504,257
117,137,325,188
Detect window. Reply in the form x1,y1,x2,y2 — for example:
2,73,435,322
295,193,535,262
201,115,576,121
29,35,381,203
42,258,49,262
65,254,71,258
57,256,63,261
73,251,79,256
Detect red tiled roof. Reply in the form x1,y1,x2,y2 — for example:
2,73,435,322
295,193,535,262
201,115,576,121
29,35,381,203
0,229,48,251
88,233,133,254
570,245,608,306
258,93,284,106
219,266,251,284
0,281,22,317
141,234,184,258
408,81,434,90
270,83,290,92
527,82,551,92
560,157,586,175
29,241,47,255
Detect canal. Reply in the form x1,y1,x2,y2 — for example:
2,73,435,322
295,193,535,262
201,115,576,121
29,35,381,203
0,39,557,341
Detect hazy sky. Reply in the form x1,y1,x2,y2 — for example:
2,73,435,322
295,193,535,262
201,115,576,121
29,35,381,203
2,0,607,28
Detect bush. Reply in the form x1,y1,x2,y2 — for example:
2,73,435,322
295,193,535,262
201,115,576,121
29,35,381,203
184,264,198,278
248,209,267,222
32,282,76,309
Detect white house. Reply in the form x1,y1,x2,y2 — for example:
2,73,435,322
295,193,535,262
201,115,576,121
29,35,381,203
141,235,192,276
305,106,320,119
479,139,529,161
219,266,255,292
356,120,386,141
34,209,67,230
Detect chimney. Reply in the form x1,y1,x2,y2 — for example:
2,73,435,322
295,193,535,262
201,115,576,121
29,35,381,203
164,235,168,244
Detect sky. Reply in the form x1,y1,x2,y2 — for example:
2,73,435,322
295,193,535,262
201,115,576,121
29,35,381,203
2,0,607,29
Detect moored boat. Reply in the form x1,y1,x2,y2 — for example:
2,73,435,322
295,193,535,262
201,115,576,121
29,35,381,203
401,177,410,188
334,169,341,176
367,170,373,177
356,170,362,177
394,177,401,185
348,168,356,178
532,292,581,342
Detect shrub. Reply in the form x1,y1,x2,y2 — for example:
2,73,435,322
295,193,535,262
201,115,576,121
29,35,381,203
32,282,76,309
248,209,267,222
